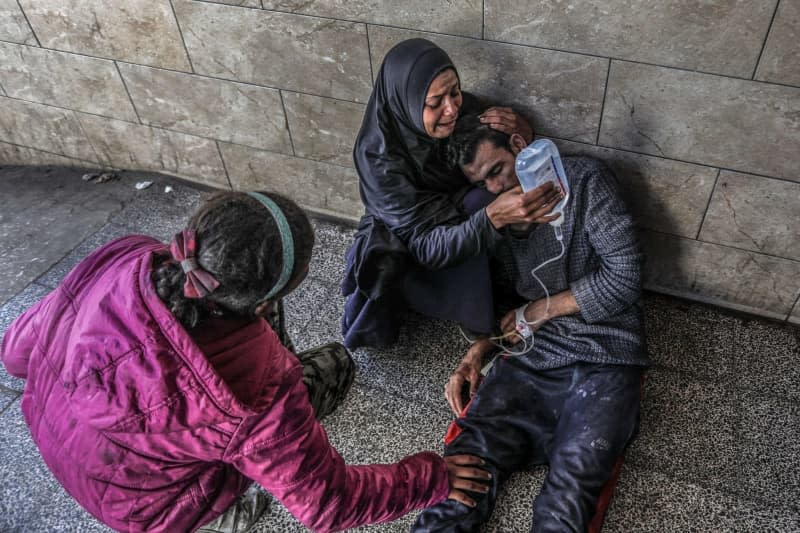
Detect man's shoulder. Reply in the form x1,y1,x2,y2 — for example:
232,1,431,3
561,155,619,192
562,155,608,175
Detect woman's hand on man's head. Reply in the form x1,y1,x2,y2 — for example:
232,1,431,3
479,106,534,144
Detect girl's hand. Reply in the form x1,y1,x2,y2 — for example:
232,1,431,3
479,106,534,143
444,454,492,507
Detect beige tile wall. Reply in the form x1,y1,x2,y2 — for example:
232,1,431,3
0,0,798,321
0,0,37,45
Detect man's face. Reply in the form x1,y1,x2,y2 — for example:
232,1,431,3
461,139,519,195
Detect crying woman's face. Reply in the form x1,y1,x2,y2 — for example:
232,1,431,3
422,69,462,139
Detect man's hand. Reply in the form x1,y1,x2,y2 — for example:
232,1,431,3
445,351,481,416
486,184,563,229
500,298,550,343
444,454,492,507
500,291,581,342
479,106,534,143
445,339,493,415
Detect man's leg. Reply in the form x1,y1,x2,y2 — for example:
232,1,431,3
532,364,642,533
413,356,558,533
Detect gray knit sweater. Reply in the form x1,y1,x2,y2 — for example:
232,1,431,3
493,156,649,369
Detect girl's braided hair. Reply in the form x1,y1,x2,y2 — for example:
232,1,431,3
152,191,314,328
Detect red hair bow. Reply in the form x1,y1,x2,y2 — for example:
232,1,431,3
169,229,220,299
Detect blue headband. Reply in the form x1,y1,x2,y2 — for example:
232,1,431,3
246,192,295,301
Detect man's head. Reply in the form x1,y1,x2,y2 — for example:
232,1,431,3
448,113,528,194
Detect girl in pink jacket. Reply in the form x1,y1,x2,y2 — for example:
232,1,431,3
0,191,489,533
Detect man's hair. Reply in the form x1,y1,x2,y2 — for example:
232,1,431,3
446,112,512,169
152,191,314,328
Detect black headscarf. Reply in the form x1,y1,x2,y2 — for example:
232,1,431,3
354,38,478,242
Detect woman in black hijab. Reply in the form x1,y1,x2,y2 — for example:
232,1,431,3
341,38,560,349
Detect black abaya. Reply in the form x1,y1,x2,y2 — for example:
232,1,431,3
341,39,501,349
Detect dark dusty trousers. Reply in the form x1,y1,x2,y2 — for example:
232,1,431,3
197,301,356,533
413,356,642,533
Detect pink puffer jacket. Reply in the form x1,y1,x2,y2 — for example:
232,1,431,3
1,236,448,532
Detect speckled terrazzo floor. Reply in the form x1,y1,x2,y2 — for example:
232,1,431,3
1,165,798,533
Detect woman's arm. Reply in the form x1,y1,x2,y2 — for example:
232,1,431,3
379,178,561,271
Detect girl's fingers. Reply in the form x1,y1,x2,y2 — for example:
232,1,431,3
450,478,491,493
451,466,493,480
446,454,487,466
448,490,477,508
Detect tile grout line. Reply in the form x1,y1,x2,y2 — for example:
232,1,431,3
168,0,197,74
0,138,101,167
1,29,798,104
750,0,781,80
595,59,612,145
70,110,104,166
365,24,374,84
564,134,800,188
4,83,799,187
645,226,800,265
0,393,21,416
694,168,721,240
786,291,800,324
3,86,799,197
278,90,297,157
33,227,95,288
0,37,370,106
197,0,776,86
215,140,234,190
0,92,357,171
195,0,778,94
2,5,797,92
5,90,800,250
14,0,41,47
481,0,485,40
114,61,145,125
